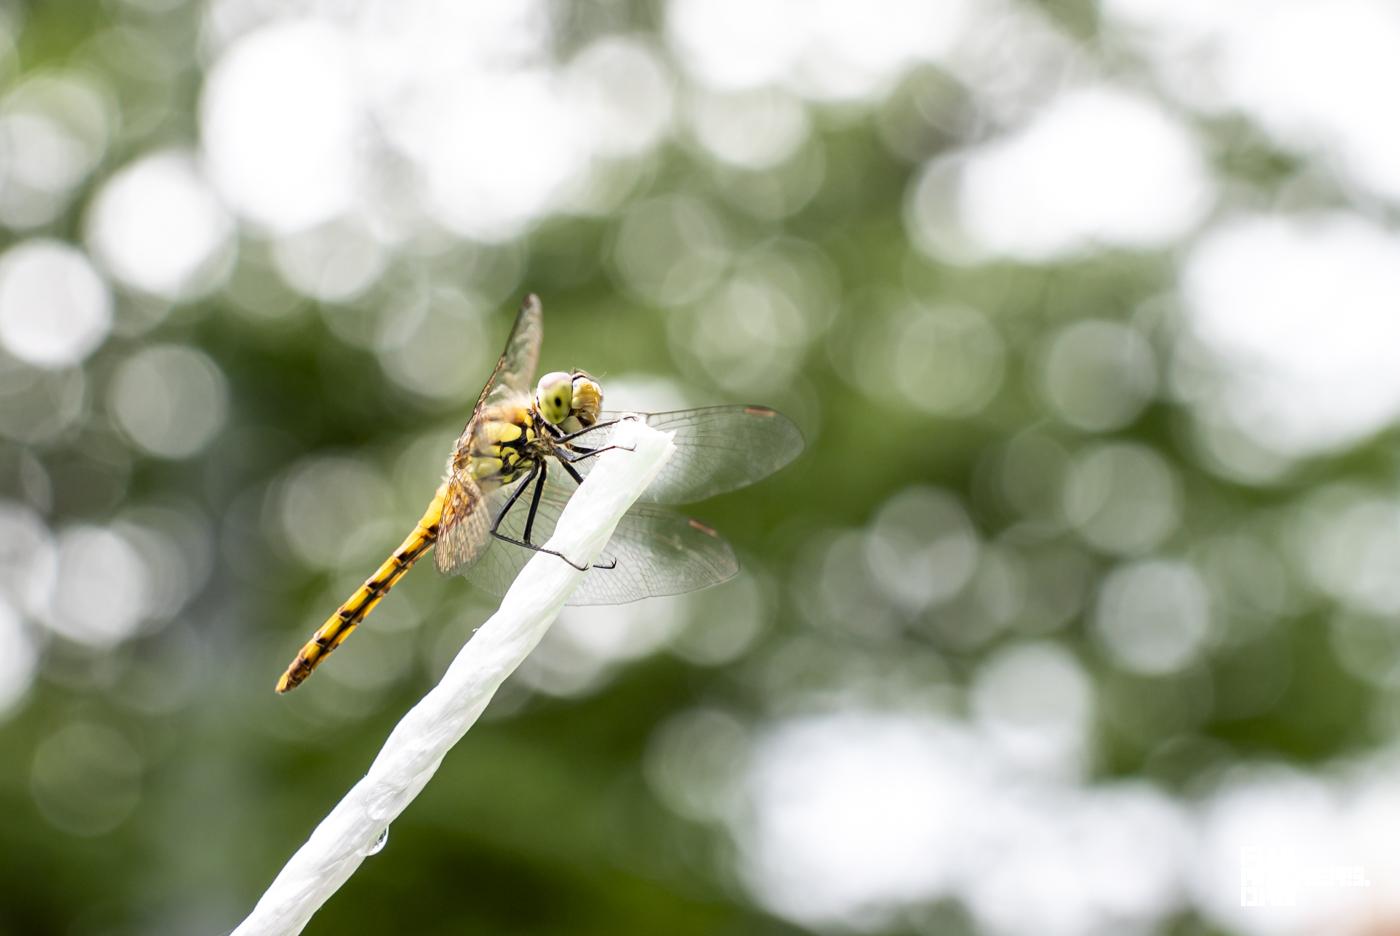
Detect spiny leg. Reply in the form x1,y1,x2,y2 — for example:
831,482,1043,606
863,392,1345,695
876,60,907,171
555,442,633,464
489,529,589,571
547,419,636,476
489,460,590,571
550,457,617,571
557,458,585,485
522,458,547,543
550,442,633,567
552,417,627,444
492,461,539,531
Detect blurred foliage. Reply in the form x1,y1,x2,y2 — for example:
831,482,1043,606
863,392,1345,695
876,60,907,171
3,1,1400,935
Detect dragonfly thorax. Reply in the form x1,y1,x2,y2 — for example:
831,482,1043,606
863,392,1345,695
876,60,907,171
464,405,544,484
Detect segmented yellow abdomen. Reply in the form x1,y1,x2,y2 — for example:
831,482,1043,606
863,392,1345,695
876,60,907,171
276,483,448,693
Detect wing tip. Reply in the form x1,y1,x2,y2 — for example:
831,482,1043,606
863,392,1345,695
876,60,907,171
745,404,806,464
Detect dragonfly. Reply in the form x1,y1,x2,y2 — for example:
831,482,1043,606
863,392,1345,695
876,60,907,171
276,294,803,692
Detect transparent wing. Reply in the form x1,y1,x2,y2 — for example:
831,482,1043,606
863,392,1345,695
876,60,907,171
448,295,542,482
433,472,498,575
459,466,738,605
569,406,803,504
476,294,543,412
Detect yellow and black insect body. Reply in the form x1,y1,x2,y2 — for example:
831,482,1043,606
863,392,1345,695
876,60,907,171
462,408,540,485
275,294,802,693
276,486,447,693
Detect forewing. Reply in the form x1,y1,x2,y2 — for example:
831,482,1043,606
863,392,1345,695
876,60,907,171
434,473,496,575
476,294,543,412
464,467,738,605
570,406,803,504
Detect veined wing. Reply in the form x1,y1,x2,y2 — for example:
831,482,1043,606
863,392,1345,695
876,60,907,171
572,406,803,505
475,294,543,412
434,471,499,575
459,468,738,605
444,294,542,542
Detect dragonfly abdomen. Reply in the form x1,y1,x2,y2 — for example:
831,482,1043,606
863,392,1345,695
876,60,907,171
275,484,447,693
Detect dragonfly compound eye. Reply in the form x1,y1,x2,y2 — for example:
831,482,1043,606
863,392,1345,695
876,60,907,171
570,372,603,427
535,371,574,425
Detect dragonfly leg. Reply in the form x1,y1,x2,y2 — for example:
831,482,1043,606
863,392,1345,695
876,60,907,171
522,458,548,543
555,443,633,463
557,458,586,485
549,419,617,443
489,529,589,571
491,462,538,530
552,416,638,444
549,459,619,571
489,460,594,572
518,462,616,569
559,442,640,459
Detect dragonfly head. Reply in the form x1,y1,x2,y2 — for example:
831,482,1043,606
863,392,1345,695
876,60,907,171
569,370,603,428
535,370,604,431
535,371,574,425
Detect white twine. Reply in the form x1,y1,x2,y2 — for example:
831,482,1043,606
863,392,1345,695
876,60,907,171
232,419,673,936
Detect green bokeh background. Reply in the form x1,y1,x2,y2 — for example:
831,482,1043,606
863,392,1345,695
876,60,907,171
1,1,1396,934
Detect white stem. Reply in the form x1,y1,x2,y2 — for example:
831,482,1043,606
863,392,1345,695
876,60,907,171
232,419,674,936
